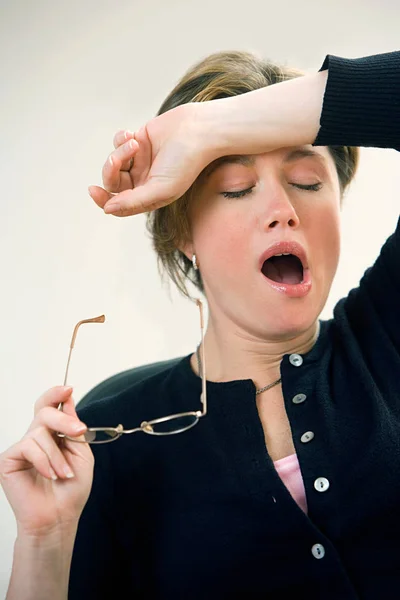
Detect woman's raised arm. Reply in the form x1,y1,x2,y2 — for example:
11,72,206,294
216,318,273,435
90,50,400,218
89,68,328,217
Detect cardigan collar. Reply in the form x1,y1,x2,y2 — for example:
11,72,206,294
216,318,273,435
175,318,332,397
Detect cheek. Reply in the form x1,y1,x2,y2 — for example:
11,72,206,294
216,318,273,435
192,207,250,275
312,203,341,274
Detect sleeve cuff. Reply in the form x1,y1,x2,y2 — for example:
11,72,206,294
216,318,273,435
313,51,400,150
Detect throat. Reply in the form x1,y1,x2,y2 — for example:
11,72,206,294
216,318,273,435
262,255,303,284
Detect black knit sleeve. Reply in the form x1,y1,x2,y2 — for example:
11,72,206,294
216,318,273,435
313,51,400,151
318,52,400,389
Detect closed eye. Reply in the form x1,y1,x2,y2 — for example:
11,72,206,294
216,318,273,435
222,182,322,199
292,183,322,192
221,186,254,199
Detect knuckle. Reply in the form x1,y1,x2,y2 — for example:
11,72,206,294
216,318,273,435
33,393,48,415
37,406,54,423
25,424,47,442
0,452,6,475
113,130,125,148
33,386,64,414
103,158,114,177
102,174,117,195
37,423,51,437
19,436,34,454
109,151,119,167
33,395,42,410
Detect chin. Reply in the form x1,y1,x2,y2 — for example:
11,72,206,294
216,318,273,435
255,294,321,340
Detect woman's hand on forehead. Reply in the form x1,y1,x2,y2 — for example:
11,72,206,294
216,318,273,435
88,103,218,217
87,67,325,218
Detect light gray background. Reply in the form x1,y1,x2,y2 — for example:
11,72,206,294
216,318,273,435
0,0,399,594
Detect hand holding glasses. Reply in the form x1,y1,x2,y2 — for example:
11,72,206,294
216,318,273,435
57,299,207,444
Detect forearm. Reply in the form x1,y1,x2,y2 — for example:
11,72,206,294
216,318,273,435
6,526,78,600
207,69,328,157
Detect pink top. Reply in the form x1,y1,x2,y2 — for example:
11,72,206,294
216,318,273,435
273,452,308,514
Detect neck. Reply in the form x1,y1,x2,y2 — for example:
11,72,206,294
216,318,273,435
191,315,320,390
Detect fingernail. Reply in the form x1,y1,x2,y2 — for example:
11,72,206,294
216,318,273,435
63,386,73,393
73,422,87,433
64,466,75,478
49,467,58,481
124,130,134,139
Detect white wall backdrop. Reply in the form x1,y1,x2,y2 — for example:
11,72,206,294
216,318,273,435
0,0,399,594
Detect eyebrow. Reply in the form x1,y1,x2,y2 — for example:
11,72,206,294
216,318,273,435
202,155,255,179
202,147,327,179
284,148,328,166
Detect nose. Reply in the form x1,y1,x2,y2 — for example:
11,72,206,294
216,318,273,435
262,188,300,231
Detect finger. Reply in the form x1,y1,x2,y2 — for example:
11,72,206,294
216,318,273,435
58,395,89,448
113,129,135,149
34,386,76,418
32,390,86,435
31,403,86,435
26,426,77,479
60,391,81,420
1,437,61,482
88,185,115,209
103,180,179,217
113,130,136,171
131,127,151,184
102,139,139,193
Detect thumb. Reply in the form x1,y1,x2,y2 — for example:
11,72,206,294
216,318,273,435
104,179,183,217
88,185,115,209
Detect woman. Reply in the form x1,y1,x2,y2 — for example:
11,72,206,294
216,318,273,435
1,49,400,599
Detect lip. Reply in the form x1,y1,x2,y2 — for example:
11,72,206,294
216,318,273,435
258,241,312,298
258,241,309,271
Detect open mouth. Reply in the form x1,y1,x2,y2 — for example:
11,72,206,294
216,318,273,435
261,254,304,285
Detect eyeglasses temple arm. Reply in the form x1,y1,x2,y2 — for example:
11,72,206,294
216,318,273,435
196,300,207,416
58,315,105,412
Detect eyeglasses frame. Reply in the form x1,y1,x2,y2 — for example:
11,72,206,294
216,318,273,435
56,298,207,444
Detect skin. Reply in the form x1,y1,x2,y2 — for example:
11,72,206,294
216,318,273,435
181,145,342,388
87,69,331,386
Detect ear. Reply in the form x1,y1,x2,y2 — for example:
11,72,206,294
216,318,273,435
177,240,195,263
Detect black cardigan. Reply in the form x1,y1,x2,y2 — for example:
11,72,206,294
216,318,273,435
69,51,400,599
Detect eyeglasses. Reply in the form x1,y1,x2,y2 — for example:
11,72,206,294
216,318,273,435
56,299,207,444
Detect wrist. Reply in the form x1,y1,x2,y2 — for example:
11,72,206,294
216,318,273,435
200,69,328,158
17,518,79,544
16,522,78,549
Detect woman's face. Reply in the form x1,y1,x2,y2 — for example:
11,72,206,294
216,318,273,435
184,145,342,341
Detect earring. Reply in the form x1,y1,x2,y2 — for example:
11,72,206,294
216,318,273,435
192,254,199,271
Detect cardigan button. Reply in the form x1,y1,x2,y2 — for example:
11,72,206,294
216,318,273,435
301,431,314,443
292,393,307,404
289,353,303,367
311,543,325,559
314,477,330,492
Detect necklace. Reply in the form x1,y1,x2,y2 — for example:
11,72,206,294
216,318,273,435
195,345,281,395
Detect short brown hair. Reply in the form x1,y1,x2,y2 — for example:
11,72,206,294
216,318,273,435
146,51,360,298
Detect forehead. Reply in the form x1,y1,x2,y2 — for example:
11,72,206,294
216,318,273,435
202,145,333,179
